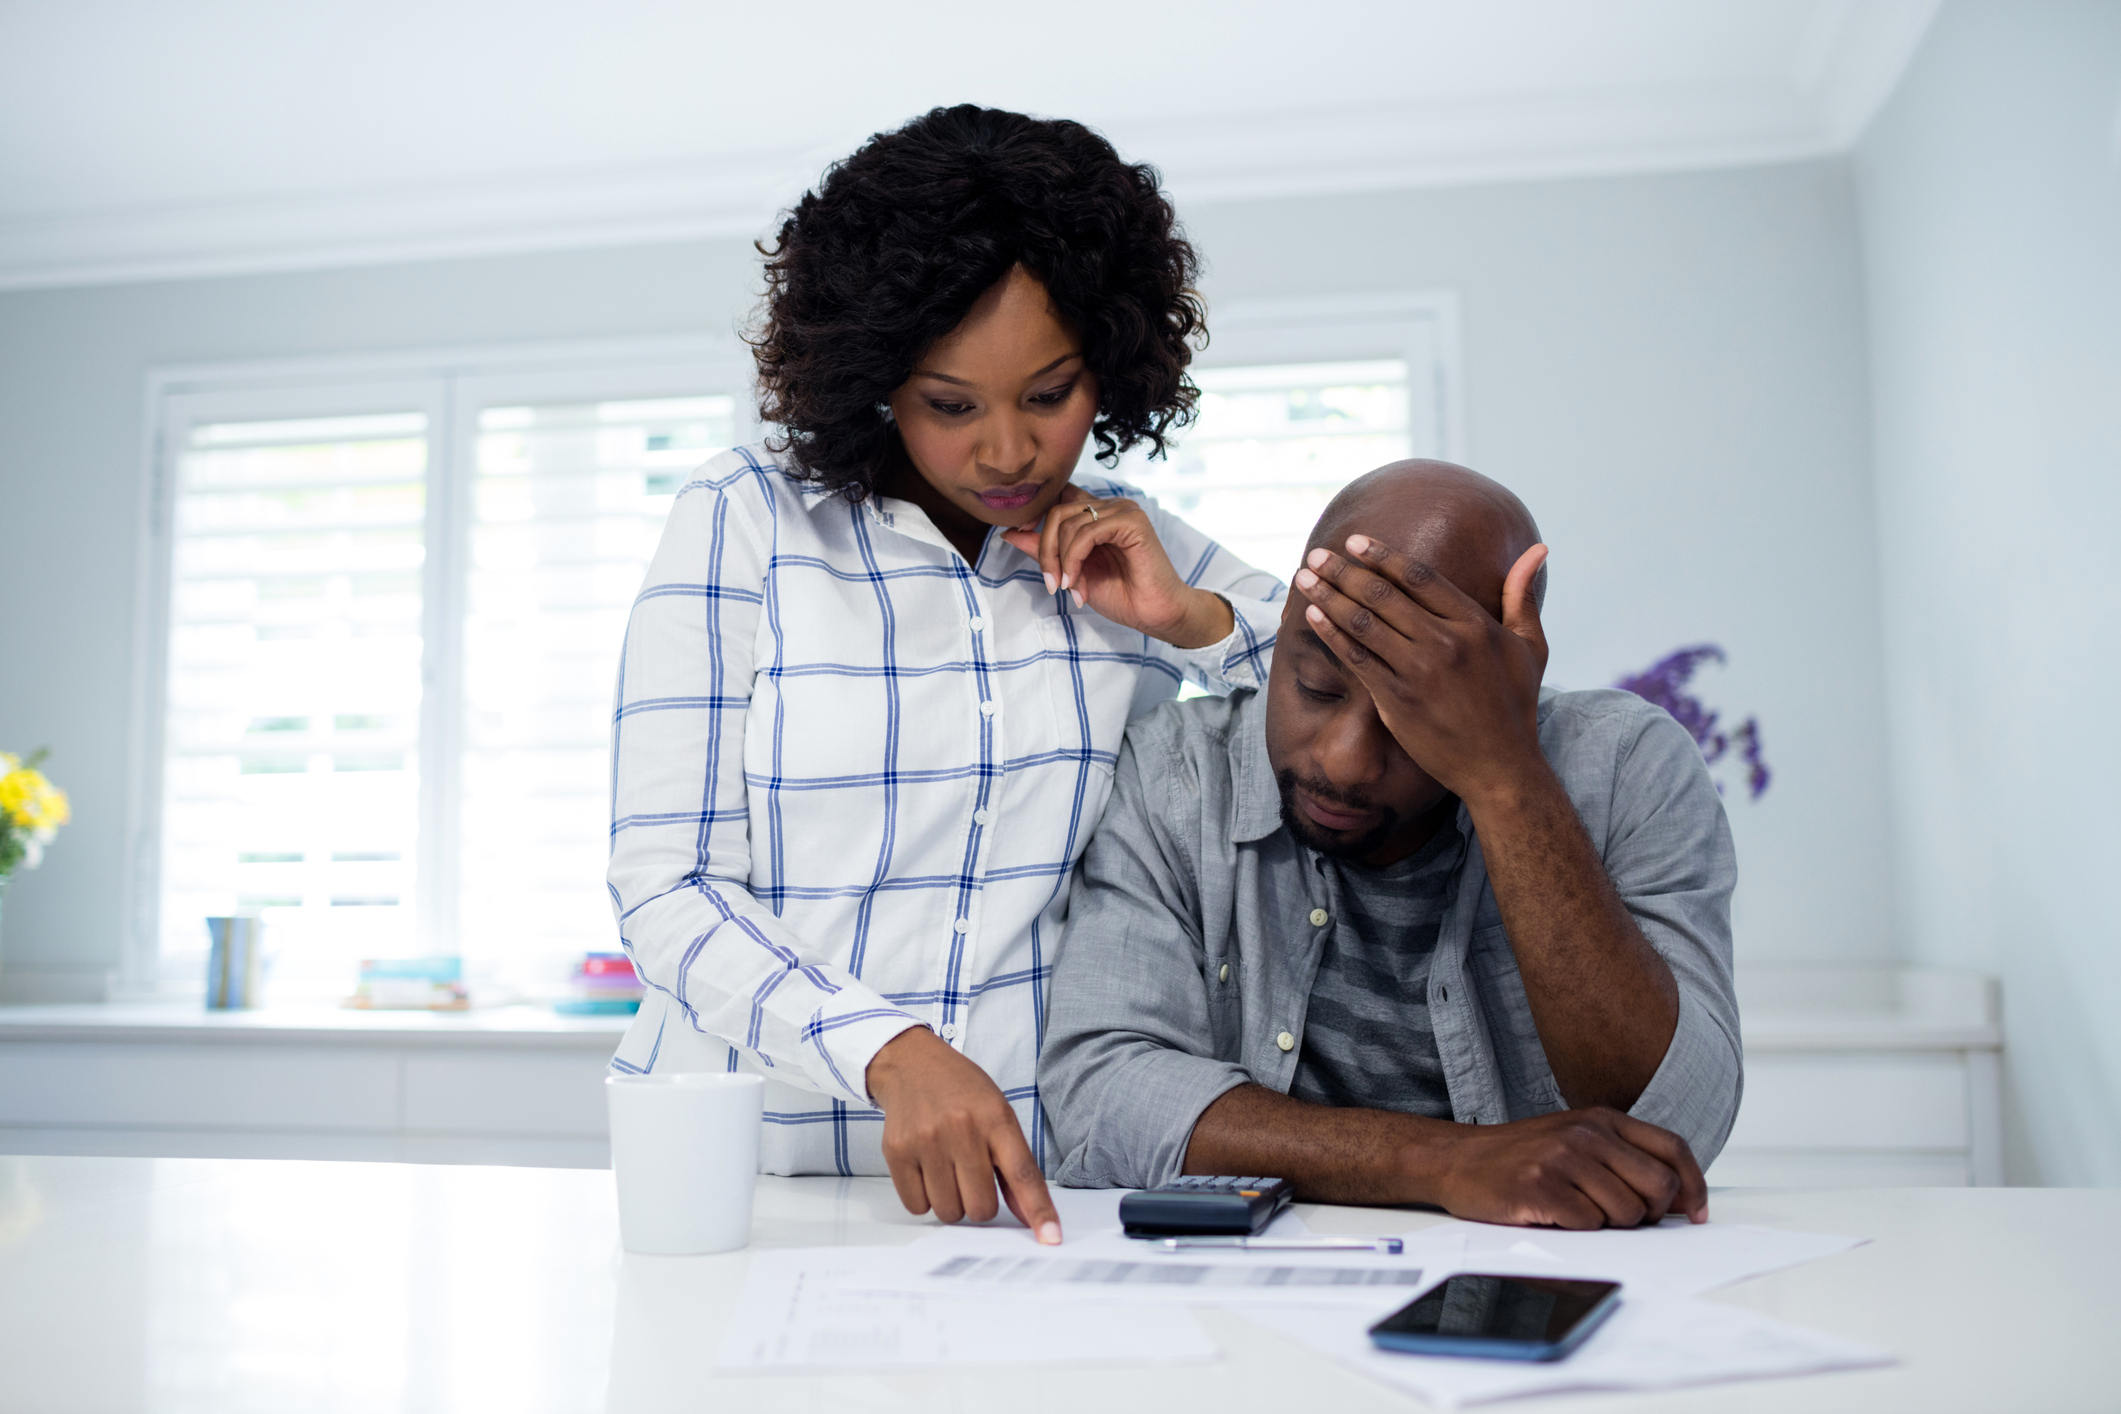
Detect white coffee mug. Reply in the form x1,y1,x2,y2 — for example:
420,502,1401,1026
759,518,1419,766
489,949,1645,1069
606,1072,764,1255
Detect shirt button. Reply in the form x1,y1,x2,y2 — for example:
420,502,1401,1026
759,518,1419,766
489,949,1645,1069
952,918,970,934
1308,908,1329,927
940,1023,960,1041
973,809,991,825
1276,1030,1296,1053
968,617,986,632
979,700,998,717
1218,963,1230,983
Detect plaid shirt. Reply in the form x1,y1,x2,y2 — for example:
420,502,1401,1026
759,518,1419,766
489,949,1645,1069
607,446,1285,1175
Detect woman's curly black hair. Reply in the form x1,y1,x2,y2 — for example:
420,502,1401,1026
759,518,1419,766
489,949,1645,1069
751,104,1206,500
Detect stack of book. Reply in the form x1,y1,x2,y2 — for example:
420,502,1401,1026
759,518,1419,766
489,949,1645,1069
555,953,644,1015
347,957,470,1010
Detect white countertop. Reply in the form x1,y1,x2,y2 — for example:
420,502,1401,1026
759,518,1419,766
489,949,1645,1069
0,1155,2107,1413
0,1001,630,1048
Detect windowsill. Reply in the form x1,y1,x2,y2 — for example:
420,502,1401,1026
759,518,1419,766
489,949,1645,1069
1735,963,2000,1051
0,1000,632,1049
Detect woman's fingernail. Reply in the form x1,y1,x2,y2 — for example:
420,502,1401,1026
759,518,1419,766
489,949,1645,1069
1306,547,1329,569
1346,534,1372,556
1043,573,1057,595
1038,1222,1062,1246
1293,568,1317,590
1071,589,1085,609
1059,573,1071,591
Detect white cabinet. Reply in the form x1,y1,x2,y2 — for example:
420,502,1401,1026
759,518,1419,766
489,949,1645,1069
1708,964,2002,1188
0,1004,628,1169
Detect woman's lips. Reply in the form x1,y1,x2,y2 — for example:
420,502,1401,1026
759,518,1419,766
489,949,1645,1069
978,483,1043,510
1298,790,1376,833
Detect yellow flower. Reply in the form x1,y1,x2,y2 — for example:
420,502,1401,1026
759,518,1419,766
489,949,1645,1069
0,765,68,834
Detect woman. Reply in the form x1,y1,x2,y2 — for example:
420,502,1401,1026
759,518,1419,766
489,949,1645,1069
607,106,1283,1241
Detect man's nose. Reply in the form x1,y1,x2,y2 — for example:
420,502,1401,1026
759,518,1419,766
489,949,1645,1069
1313,703,1389,791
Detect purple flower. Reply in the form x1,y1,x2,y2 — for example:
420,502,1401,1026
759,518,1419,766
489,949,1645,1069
1614,645,1771,801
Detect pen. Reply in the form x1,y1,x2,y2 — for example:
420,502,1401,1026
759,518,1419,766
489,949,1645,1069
1152,1236,1406,1254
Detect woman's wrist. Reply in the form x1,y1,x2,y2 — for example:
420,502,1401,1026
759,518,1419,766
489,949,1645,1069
1159,588,1235,651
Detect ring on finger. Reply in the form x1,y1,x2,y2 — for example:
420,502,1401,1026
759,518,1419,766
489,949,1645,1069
1084,504,1099,523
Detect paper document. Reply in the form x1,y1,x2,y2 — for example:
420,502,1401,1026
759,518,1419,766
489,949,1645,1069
1259,1292,1895,1407
1399,1218,1868,1297
715,1247,1218,1374
857,1202,1429,1309
922,1250,1430,1296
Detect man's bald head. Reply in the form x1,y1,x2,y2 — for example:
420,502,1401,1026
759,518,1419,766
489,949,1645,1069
1307,460,1545,618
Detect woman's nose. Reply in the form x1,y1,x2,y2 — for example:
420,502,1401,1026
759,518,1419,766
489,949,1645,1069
978,413,1038,478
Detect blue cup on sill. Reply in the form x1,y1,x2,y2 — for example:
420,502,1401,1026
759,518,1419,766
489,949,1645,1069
206,916,264,1010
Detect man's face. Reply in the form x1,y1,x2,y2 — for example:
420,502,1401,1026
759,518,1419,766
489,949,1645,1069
1262,597,1453,864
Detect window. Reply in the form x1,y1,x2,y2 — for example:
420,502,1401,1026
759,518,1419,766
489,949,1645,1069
455,396,738,964
135,304,1456,995
139,344,754,995
1105,295,1460,584
161,413,429,978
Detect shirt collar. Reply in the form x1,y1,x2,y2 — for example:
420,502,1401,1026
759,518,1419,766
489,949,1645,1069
1230,688,1287,844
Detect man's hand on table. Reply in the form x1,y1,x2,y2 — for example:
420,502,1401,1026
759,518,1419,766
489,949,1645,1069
866,1026,1063,1244
1429,1108,1709,1228
1186,1085,1708,1229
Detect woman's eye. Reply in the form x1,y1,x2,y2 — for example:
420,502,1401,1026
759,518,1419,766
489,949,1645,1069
1030,383,1077,407
928,400,974,417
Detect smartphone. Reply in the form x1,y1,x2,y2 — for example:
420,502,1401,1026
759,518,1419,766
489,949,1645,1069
1368,1273,1622,1362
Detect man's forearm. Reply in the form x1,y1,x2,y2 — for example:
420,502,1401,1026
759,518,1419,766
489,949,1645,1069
1465,765,1679,1110
1183,1083,1455,1205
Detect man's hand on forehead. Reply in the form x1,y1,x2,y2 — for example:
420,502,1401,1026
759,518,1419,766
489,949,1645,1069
1293,532,1551,806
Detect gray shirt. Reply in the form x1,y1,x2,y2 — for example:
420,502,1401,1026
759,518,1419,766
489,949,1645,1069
1040,686,1742,1189
1288,831,1459,1117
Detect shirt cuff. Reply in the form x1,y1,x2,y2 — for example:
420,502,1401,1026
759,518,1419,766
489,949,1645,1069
1172,595,1279,693
1627,986,1743,1167
803,1006,929,1110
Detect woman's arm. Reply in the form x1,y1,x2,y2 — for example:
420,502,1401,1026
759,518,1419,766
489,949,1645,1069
607,461,923,1105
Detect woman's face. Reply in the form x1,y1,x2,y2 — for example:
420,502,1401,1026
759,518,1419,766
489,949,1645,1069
887,265,1100,531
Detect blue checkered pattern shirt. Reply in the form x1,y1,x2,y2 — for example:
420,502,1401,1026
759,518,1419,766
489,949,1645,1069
607,446,1285,1175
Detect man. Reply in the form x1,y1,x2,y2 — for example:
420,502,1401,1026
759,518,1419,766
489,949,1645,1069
1040,461,1741,1229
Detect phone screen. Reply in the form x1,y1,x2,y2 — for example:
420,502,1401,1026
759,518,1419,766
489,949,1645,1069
1369,1274,1620,1358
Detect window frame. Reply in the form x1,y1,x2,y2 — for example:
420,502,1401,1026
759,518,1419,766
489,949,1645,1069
126,336,758,995
1188,292,1466,464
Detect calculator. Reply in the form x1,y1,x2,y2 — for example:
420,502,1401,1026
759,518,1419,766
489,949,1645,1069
1118,1175,1296,1237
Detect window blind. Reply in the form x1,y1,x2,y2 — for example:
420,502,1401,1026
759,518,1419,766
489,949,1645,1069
455,396,736,968
1119,360,1416,584
160,412,427,975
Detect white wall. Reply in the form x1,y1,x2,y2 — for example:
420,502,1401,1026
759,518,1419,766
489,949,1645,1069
1856,0,2121,1185
0,158,1893,994
1189,161,1892,964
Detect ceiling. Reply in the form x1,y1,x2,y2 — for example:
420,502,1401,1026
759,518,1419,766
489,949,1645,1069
0,0,1940,290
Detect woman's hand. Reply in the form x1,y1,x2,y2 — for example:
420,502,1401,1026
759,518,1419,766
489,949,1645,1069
1001,485,1234,649
865,1026,1063,1243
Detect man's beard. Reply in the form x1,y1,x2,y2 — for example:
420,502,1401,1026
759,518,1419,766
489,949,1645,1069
1275,768,1401,860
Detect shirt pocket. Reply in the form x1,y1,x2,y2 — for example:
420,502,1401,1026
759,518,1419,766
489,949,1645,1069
1466,924,1565,1112
1034,610,1138,779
